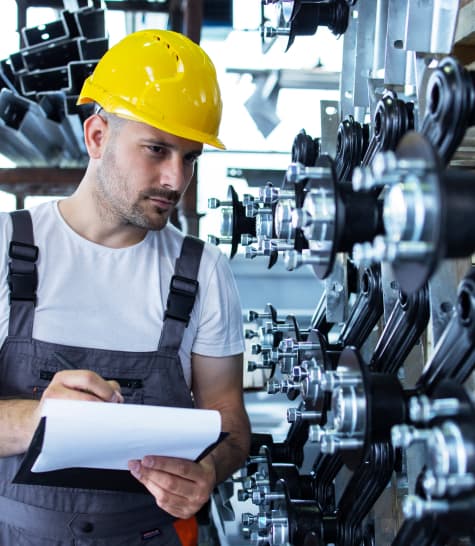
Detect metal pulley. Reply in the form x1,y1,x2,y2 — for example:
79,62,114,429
288,156,384,279
335,116,370,183
208,185,256,258
261,0,351,53
420,56,475,165
352,131,475,293
391,381,475,541
310,347,406,469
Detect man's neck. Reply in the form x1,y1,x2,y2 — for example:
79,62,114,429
57,191,148,249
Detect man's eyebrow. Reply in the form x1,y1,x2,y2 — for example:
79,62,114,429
142,139,203,156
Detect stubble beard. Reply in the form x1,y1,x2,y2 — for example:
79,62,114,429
95,149,180,231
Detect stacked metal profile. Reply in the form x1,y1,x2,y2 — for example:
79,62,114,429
0,6,107,167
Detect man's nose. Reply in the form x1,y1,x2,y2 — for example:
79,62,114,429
159,155,188,191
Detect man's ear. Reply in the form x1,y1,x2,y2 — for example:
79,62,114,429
83,114,108,159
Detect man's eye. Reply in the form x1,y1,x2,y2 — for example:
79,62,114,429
148,146,165,154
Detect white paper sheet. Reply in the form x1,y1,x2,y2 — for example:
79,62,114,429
31,399,222,472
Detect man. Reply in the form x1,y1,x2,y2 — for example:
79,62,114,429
0,29,251,545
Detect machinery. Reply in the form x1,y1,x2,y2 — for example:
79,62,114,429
3,1,475,544
207,1,475,544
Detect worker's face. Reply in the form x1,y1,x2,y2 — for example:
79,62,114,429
94,114,203,231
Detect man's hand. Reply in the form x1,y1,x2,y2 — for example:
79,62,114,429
127,455,216,519
33,370,123,436
0,370,124,457
40,369,123,404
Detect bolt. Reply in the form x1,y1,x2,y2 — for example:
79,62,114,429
262,25,291,39
251,344,262,355
267,378,298,394
248,310,259,321
241,234,257,246
287,408,321,423
247,362,259,372
320,434,337,454
248,310,272,321
240,476,256,489
391,424,434,448
209,234,231,245
241,525,251,539
409,395,461,423
352,241,377,267
321,371,361,391
245,202,260,218
309,425,327,443
238,489,250,501
287,408,300,422
320,434,363,454
267,381,281,394
262,350,278,366
283,250,301,271
352,166,375,191
246,455,267,466
278,338,296,352
257,513,271,530
372,151,399,179
242,513,257,526
260,185,294,205
299,341,321,351
402,495,450,520
283,249,325,271
423,471,475,497
270,240,294,252
286,162,332,183
208,197,232,209
245,246,260,259
259,185,276,204
267,322,294,334
391,239,433,260
256,490,285,504
251,489,267,505
292,365,308,382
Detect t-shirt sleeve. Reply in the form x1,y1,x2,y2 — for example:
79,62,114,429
192,250,245,357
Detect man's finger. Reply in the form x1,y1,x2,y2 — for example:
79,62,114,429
127,460,200,519
46,370,121,402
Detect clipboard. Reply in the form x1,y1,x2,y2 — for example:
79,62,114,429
12,400,227,494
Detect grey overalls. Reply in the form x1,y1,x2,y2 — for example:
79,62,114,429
0,209,204,545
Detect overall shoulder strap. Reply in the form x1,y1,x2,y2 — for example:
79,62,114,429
8,210,38,338
158,235,205,353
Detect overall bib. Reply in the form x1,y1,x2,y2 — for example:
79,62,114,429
0,210,204,546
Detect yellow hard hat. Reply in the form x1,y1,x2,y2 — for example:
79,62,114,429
77,29,225,149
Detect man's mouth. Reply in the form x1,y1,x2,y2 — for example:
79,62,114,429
148,196,174,209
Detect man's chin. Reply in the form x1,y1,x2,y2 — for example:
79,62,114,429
146,211,171,231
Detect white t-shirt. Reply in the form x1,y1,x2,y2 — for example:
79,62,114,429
0,201,245,387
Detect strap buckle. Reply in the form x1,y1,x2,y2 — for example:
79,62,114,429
8,240,39,304
164,274,199,326
8,264,38,304
9,241,39,262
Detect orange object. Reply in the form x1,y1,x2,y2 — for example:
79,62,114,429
173,516,199,546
